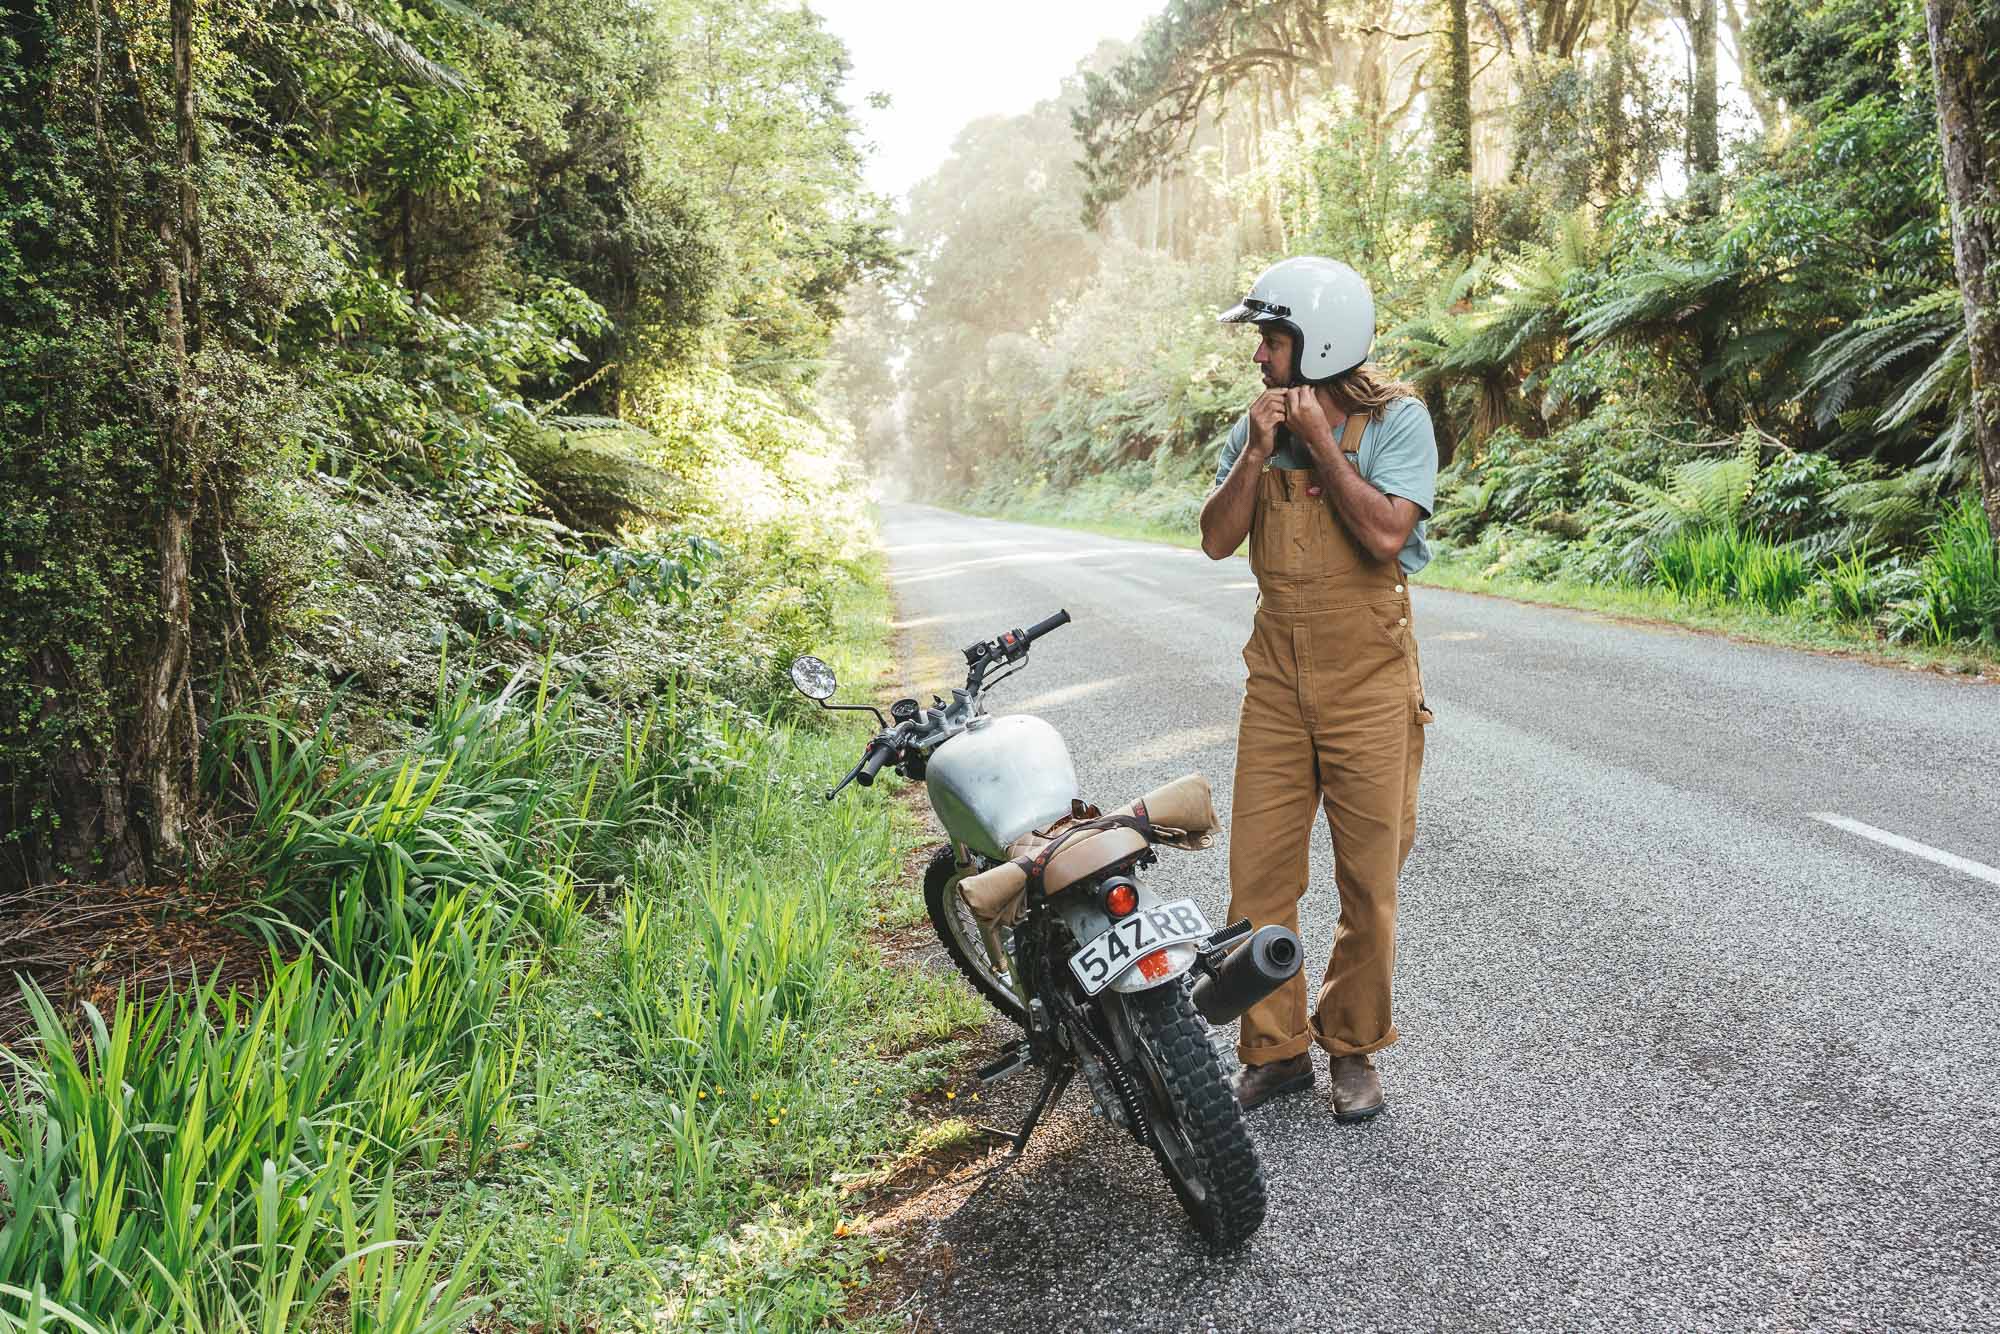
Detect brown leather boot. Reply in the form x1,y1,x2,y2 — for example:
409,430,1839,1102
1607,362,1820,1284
1327,1054,1385,1122
1230,1054,1313,1110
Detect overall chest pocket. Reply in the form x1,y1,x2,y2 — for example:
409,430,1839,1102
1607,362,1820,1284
1249,497,1321,581
1252,494,1366,584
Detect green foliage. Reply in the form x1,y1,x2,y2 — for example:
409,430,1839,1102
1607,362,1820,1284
1653,527,1813,610
2,0,897,883
1889,494,2000,645
1608,435,1761,545
395,572,983,1327
0,909,500,1332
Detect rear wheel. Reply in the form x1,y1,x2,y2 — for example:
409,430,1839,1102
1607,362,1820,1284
923,845,1029,1025
1109,984,1266,1251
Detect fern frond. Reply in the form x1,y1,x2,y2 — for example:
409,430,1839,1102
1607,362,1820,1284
311,0,472,91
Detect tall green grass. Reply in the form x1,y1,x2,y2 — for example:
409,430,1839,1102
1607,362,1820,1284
2,645,763,1328
0,897,502,1332
3,552,988,1330
1651,525,1812,611
400,564,989,1329
1899,493,2000,646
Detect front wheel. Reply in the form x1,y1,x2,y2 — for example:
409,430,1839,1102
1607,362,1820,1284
1110,984,1266,1251
923,845,1029,1025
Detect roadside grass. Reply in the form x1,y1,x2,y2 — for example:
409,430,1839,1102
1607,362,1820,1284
1416,553,2000,678
959,498,1201,552
400,558,989,1330
0,552,988,1332
953,503,2000,680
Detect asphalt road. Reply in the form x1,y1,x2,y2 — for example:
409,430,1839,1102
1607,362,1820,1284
877,504,2000,1333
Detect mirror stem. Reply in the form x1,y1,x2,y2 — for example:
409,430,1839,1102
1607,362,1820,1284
819,699,888,728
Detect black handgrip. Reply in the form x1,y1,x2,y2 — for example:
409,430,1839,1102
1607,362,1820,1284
1023,608,1071,643
855,741,894,787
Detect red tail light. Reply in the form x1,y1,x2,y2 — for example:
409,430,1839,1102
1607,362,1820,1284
1103,881,1138,917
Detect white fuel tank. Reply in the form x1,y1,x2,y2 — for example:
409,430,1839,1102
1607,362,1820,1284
925,714,1080,860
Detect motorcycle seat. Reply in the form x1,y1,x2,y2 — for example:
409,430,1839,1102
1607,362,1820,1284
960,825,1150,917
956,771,1219,920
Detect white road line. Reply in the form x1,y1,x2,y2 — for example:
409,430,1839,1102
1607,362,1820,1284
1811,812,2000,888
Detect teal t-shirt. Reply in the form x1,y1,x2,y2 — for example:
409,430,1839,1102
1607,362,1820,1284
1211,395,1437,576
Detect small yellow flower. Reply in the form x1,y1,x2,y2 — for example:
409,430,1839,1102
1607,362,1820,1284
944,1090,956,1100
768,1116,779,1126
696,1089,707,1100
751,1091,760,1101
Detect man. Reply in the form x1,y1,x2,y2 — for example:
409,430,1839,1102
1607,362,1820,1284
1200,256,1438,1121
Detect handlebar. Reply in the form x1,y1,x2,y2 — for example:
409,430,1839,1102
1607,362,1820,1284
827,608,1074,800
964,606,1070,682
856,739,894,786
1023,608,1071,643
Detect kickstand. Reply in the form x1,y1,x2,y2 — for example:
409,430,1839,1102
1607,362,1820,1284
981,1062,1072,1159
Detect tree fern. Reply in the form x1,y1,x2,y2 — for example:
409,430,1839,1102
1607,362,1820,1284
300,0,473,92
1607,432,1761,541
1571,254,1741,347
499,420,679,537
1804,287,1962,435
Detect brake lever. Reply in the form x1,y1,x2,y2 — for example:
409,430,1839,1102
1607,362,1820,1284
825,762,862,801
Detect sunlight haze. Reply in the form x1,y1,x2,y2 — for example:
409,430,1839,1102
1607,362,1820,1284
810,0,1164,200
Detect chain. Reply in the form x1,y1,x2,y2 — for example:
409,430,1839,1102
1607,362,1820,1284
1046,959,1154,1150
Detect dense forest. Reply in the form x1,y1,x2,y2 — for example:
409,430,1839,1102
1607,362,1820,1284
845,0,2000,654
1,0,967,1327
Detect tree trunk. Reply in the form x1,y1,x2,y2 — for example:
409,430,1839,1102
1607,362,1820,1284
1249,88,1274,250
1687,0,1720,213
130,0,201,879
1436,0,1476,253
1926,0,2000,533
1601,0,1634,199
1720,0,1779,136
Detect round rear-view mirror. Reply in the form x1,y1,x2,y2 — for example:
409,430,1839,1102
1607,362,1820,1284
789,655,837,701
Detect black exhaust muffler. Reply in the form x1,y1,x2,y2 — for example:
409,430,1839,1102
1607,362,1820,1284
1191,924,1302,1026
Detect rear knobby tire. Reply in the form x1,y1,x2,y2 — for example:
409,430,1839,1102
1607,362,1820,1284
1116,984,1266,1251
923,845,1029,1025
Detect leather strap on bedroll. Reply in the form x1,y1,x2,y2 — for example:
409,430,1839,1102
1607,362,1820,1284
959,772,1219,920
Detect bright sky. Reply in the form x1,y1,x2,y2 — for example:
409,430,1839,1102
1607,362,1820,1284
808,0,1165,202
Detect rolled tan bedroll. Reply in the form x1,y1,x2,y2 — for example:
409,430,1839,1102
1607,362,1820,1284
958,772,1218,919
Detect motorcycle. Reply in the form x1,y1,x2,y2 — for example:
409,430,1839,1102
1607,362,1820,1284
788,608,1303,1250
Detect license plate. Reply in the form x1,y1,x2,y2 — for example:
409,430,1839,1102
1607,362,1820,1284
1068,898,1211,995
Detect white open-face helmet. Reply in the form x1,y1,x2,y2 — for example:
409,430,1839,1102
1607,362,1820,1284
1217,256,1374,385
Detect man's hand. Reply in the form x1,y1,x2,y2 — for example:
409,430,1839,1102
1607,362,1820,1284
1285,387,1339,456
1246,390,1288,457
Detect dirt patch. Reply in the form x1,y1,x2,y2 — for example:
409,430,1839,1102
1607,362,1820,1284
841,1014,1036,1332
0,882,271,1048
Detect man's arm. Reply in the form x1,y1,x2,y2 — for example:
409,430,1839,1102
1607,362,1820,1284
1199,393,1286,559
1199,442,1265,560
1285,389,1422,564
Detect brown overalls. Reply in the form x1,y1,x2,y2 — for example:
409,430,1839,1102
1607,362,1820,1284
1228,412,1433,1067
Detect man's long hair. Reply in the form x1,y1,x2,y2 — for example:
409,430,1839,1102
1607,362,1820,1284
1322,362,1417,416
1323,362,1455,467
